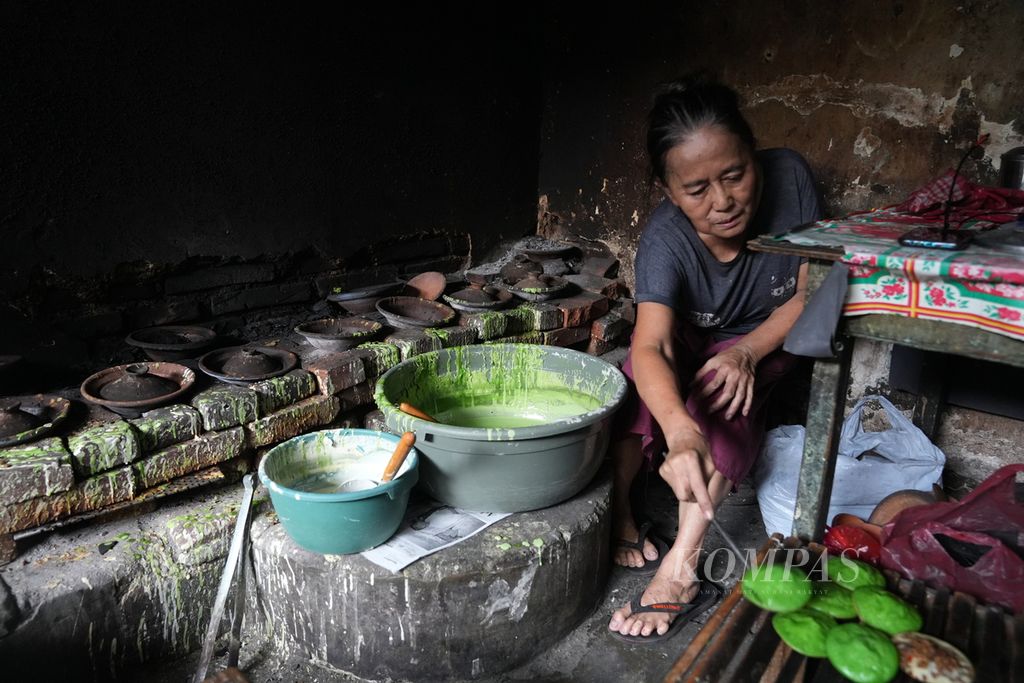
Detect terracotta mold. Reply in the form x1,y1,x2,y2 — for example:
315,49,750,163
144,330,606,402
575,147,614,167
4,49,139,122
499,254,543,285
520,242,576,262
80,362,195,417
403,271,447,301
443,285,513,313
327,282,405,315
868,489,939,526
199,347,298,386
376,296,456,329
464,270,492,287
0,395,73,447
125,325,217,361
506,274,570,302
294,317,384,352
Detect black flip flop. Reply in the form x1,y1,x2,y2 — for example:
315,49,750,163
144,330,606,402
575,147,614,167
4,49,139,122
609,581,722,645
615,521,671,576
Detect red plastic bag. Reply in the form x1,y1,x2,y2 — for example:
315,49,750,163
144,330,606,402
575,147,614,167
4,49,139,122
823,525,882,564
880,464,1024,613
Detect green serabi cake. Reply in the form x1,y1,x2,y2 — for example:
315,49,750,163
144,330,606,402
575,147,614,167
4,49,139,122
741,562,812,612
772,609,836,657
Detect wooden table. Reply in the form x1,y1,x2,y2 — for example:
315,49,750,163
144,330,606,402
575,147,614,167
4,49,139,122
748,235,1024,541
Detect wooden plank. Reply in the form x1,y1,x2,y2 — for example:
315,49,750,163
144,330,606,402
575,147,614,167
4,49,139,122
685,597,768,681
746,237,845,261
943,591,976,653
808,660,849,683
664,538,779,682
731,610,786,683
1011,612,1024,683
923,587,950,638
845,315,1024,368
970,606,1006,682
662,585,746,681
792,340,851,541
772,648,809,683
758,642,798,683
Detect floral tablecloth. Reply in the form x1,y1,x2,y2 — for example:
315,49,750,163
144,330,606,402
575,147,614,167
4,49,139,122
770,209,1024,341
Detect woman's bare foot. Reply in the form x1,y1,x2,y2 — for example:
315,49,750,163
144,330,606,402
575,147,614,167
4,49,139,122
608,547,701,637
612,517,660,569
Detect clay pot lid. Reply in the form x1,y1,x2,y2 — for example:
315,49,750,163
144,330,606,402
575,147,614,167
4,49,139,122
464,270,491,287
97,363,181,401
80,363,195,417
376,296,456,329
442,286,513,313
514,274,566,292
295,317,383,340
0,394,72,448
519,241,576,262
404,271,447,301
222,349,282,376
507,274,569,302
126,325,216,359
868,489,937,526
198,346,299,385
0,400,42,438
500,256,543,285
450,287,494,304
326,281,404,303
294,317,383,352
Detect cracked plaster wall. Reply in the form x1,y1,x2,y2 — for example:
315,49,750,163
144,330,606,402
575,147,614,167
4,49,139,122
537,0,1024,486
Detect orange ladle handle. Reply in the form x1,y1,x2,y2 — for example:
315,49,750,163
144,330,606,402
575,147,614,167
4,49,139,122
381,431,416,483
399,402,436,422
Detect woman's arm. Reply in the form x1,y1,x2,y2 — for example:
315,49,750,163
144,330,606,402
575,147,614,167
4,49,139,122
693,261,810,419
631,301,715,518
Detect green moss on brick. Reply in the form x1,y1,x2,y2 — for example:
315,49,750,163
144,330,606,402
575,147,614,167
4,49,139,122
67,421,141,478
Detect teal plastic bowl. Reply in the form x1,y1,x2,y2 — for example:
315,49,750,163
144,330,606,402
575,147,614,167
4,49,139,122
258,428,419,554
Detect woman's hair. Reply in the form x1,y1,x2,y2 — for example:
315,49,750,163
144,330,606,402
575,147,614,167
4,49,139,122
646,72,756,184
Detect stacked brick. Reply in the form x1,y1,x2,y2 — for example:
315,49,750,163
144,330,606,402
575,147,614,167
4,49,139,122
452,253,636,356
0,369,339,550
28,231,472,376
0,239,637,556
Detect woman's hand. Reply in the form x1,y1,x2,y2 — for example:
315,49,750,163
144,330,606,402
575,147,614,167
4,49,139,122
659,427,715,520
690,343,757,420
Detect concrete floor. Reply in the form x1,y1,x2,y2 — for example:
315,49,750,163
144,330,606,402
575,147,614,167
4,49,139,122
139,475,769,683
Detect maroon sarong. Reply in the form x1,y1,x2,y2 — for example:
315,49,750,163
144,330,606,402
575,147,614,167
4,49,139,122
614,325,797,485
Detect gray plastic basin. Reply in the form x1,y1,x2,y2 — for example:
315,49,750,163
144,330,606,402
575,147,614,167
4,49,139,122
375,343,627,512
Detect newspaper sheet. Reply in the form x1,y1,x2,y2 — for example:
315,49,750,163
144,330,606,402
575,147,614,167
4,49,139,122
361,499,511,572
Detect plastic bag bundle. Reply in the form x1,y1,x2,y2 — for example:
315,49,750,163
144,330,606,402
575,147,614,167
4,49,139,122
754,395,945,537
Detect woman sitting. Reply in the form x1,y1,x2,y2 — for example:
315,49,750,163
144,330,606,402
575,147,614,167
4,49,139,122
607,73,822,643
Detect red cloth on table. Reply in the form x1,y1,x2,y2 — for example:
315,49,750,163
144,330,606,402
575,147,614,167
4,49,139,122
888,169,1024,225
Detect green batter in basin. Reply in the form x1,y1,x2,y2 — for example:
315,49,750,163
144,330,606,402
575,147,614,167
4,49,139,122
258,428,419,554
375,344,628,512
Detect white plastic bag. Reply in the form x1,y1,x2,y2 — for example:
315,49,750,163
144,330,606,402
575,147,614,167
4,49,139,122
754,395,945,537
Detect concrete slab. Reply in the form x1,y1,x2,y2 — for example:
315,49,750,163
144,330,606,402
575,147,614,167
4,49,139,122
248,466,612,681
0,452,769,683
128,476,769,683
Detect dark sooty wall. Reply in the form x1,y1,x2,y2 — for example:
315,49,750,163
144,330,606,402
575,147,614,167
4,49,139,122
0,2,542,302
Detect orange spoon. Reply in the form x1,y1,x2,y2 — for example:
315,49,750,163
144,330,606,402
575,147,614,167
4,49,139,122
399,402,436,422
381,432,416,483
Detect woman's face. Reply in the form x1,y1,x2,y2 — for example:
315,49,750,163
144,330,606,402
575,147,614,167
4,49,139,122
661,125,759,246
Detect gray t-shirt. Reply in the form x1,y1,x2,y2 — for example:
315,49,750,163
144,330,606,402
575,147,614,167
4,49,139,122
635,148,822,340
